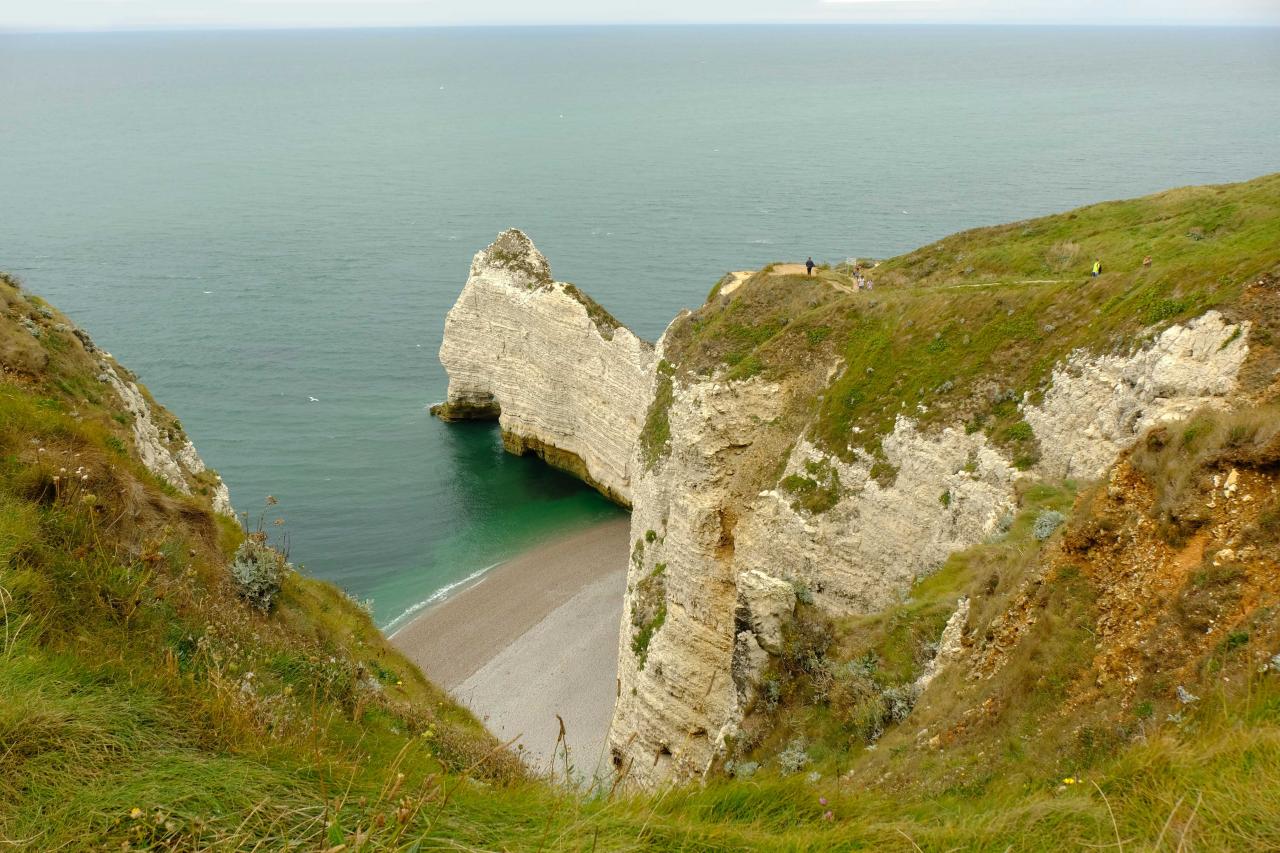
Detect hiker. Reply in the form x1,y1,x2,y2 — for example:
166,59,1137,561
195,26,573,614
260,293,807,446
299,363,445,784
1092,259,1102,278
806,257,816,276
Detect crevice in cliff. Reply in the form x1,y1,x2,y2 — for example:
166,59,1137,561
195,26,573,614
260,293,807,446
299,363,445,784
501,430,632,508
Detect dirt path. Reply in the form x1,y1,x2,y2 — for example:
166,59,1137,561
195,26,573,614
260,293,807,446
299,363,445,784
723,265,858,297
721,264,1062,299
719,271,754,297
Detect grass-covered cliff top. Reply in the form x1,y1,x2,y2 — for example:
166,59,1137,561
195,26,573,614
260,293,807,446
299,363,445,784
0,273,541,847
658,173,1280,471
5,175,1280,850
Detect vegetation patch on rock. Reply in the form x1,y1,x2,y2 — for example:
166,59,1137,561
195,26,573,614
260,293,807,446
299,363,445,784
639,359,675,471
779,458,842,515
630,563,668,669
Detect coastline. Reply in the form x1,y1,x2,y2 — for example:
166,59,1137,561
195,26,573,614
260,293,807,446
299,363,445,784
390,517,630,771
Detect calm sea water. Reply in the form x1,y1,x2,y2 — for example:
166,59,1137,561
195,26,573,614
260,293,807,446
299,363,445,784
2,26,1277,628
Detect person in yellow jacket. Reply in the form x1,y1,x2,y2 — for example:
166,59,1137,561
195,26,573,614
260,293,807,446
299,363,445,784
1092,259,1102,277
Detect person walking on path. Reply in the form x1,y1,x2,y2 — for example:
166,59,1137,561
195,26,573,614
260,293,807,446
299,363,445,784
806,257,816,276
1092,259,1102,278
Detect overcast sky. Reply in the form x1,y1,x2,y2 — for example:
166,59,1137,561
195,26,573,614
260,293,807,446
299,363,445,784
3,0,1278,32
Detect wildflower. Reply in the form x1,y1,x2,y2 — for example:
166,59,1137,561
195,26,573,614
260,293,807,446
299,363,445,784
823,811,834,821
273,518,284,525
266,495,278,506
1063,777,1076,785
129,807,143,819
819,797,828,806
1176,686,1199,704
81,474,89,482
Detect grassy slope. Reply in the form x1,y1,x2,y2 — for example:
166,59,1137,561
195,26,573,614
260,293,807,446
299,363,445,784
2,175,1280,850
657,173,1280,475
722,396,1280,850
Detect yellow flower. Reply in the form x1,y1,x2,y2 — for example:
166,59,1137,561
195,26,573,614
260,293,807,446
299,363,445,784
1063,777,1076,785
129,807,143,819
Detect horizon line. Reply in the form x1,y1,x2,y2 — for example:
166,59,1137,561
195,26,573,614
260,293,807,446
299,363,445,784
4,20,1280,35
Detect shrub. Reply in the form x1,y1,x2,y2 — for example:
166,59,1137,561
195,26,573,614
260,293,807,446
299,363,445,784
762,678,781,711
1004,421,1035,443
229,535,289,611
1033,509,1066,541
778,738,810,775
882,683,919,724
789,579,814,606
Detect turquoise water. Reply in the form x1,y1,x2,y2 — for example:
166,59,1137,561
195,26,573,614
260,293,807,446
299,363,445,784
1,26,1277,628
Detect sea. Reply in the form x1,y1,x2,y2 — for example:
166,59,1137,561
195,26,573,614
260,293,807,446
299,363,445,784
1,25,1277,629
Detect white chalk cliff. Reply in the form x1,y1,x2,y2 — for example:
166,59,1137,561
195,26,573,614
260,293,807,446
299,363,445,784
434,230,654,505
434,232,1253,788
0,278,233,518
98,360,234,516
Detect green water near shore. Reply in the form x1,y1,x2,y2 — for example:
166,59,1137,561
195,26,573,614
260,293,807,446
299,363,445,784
1,26,1276,627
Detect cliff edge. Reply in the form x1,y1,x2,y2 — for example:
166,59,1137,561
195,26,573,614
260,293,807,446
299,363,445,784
433,175,1280,789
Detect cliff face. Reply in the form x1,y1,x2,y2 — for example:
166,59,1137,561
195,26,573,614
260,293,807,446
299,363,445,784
0,272,233,517
434,178,1279,788
1027,311,1251,481
433,230,654,506
98,357,234,516
607,311,1250,786
611,373,791,784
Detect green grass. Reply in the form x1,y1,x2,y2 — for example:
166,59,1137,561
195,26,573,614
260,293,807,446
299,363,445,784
664,174,1280,467
563,282,624,339
780,458,843,514
638,359,675,470
733,482,1077,777
5,179,1280,849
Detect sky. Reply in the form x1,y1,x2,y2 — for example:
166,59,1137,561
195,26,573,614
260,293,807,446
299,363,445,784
1,0,1278,32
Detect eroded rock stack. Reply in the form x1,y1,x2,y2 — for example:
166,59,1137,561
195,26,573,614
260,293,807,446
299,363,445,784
433,229,654,506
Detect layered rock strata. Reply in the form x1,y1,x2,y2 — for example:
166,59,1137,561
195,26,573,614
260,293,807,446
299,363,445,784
99,361,234,516
434,235,1253,788
433,230,654,506
1026,311,1250,480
